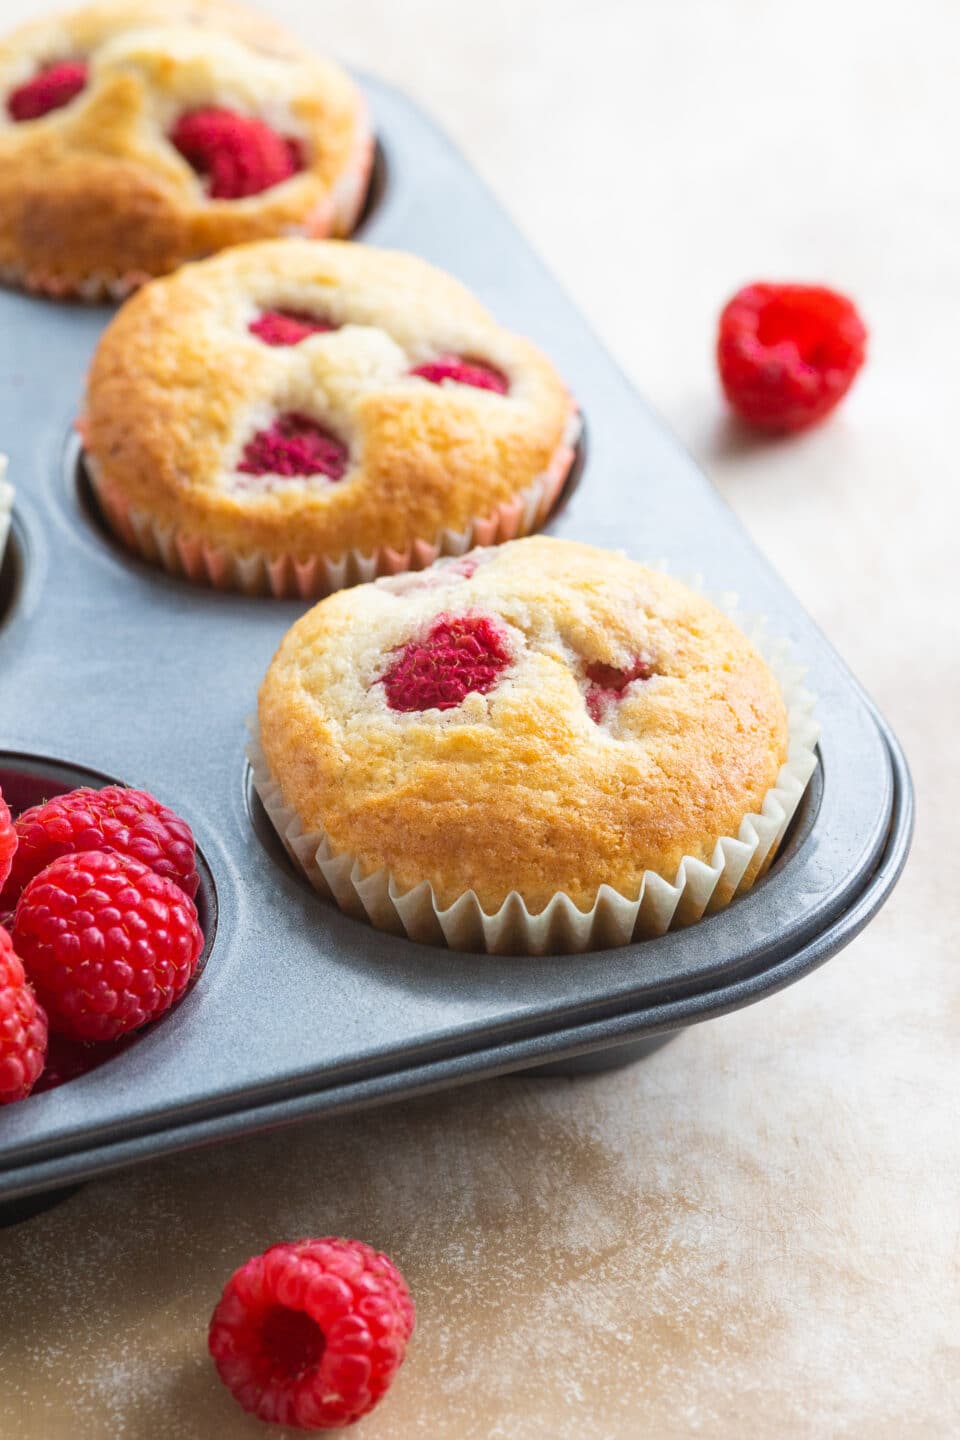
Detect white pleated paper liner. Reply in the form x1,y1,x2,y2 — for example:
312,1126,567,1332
247,589,820,956
83,412,581,600
0,456,12,569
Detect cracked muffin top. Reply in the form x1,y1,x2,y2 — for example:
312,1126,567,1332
257,536,790,913
81,240,578,592
0,0,371,296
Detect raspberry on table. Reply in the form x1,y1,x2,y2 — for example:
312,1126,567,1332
0,925,47,1104
12,850,204,1042
0,785,199,911
209,1237,415,1430
717,282,867,433
585,656,654,723
7,60,88,122
171,108,302,199
0,788,15,894
238,413,349,481
249,310,336,346
410,354,510,394
382,613,512,712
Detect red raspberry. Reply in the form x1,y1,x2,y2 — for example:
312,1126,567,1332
717,282,867,433
0,787,15,894
249,310,336,346
383,614,511,712
238,413,348,480
209,1237,415,1430
12,850,204,1042
585,657,653,723
410,355,509,394
0,926,47,1104
7,60,88,122
0,785,199,911
171,108,302,199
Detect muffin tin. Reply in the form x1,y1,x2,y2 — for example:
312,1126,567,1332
0,77,912,1205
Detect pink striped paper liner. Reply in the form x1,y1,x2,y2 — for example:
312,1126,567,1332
84,415,579,599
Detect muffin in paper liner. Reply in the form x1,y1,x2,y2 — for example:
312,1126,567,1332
0,455,12,568
0,3,374,300
80,239,580,597
83,413,578,598
247,563,819,956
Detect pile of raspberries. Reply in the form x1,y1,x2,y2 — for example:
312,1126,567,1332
0,782,204,1102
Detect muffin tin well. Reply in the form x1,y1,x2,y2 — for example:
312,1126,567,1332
0,519,23,632
0,77,912,1204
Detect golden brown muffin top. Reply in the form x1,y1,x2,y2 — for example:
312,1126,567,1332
0,1,369,291
258,537,790,913
83,239,576,562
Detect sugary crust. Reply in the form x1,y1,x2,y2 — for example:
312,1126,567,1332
83,240,576,563
258,537,791,913
0,1,370,291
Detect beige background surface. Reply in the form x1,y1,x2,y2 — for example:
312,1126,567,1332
1,1,957,1436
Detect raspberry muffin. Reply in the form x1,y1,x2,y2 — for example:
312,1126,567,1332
252,537,818,953
81,241,579,597
0,0,371,298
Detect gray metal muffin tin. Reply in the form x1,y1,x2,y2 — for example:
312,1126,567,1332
0,77,912,1205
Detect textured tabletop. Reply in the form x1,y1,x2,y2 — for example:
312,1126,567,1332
0,2,956,1436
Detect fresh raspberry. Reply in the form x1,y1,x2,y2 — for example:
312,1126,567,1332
717,282,867,432
0,926,47,1104
383,614,511,712
410,355,509,395
249,310,336,346
0,788,15,894
0,785,199,911
585,657,654,723
171,108,302,199
238,413,348,480
209,1237,415,1430
12,850,204,1042
7,60,88,122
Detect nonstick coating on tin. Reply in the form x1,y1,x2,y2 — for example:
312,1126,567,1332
0,78,911,1201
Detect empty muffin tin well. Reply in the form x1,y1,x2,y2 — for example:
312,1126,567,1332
0,517,24,633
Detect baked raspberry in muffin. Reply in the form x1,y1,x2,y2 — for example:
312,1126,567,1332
253,537,818,953
81,241,579,597
0,1,372,298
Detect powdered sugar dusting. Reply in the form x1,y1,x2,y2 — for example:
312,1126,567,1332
1,968,955,1440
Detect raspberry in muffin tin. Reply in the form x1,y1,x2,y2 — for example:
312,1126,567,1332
0,0,372,298
81,240,580,598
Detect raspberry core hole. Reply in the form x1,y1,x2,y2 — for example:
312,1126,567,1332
259,1305,326,1382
